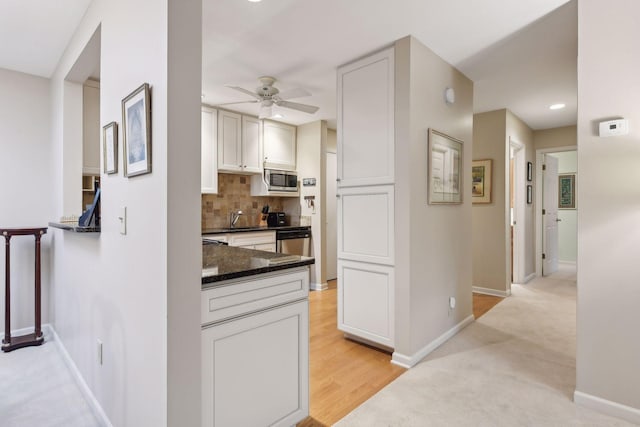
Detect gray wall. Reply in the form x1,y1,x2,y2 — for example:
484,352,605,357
576,0,640,417
394,36,473,358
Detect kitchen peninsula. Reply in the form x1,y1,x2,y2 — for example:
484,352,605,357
201,241,314,427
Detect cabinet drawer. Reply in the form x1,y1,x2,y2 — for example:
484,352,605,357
202,269,309,326
228,231,275,247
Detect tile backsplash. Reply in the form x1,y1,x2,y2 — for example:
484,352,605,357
202,173,301,230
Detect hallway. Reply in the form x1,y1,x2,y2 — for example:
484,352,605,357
336,265,635,426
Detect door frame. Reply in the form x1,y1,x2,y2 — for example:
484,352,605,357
508,138,526,285
535,145,577,277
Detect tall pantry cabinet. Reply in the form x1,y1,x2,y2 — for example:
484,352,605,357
337,47,395,349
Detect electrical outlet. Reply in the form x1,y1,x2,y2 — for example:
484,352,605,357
97,339,103,365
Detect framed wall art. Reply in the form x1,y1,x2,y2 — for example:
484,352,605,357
122,83,151,177
428,129,463,204
103,121,118,174
558,174,576,209
472,159,492,204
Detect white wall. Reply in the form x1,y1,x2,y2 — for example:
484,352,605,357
393,36,473,358
576,0,640,421
296,120,327,288
549,151,577,263
49,0,201,425
0,68,53,332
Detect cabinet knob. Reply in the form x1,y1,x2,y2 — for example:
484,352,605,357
336,194,341,198
243,165,247,168
336,178,341,182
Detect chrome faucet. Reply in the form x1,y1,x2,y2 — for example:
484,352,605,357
230,210,243,228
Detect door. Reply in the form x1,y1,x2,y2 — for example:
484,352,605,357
543,154,559,275
217,110,242,172
241,115,262,173
325,152,338,280
263,120,296,171
201,107,218,194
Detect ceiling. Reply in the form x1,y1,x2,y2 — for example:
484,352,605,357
1,0,576,131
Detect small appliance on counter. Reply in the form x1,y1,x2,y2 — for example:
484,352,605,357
267,212,286,227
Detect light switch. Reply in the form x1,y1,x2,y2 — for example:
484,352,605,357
119,206,127,235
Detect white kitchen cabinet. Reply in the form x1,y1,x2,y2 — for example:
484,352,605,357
201,106,218,194
242,115,262,173
338,259,394,348
263,120,297,171
227,231,276,252
337,47,394,187
218,110,262,174
337,185,394,266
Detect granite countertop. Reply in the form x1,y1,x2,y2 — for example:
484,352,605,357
202,244,314,287
49,222,101,233
202,225,311,235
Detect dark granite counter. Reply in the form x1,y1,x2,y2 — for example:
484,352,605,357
49,222,100,233
202,244,314,287
202,225,310,235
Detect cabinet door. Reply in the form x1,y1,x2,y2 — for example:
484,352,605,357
202,300,309,427
338,185,394,265
337,47,394,187
217,110,242,172
201,107,218,194
263,120,297,171
338,260,394,348
242,115,263,173
253,242,276,252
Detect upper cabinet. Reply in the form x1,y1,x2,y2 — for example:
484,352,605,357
242,116,263,173
337,47,395,187
82,80,100,175
218,110,262,174
263,120,297,171
202,106,218,194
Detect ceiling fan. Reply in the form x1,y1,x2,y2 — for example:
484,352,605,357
218,76,319,119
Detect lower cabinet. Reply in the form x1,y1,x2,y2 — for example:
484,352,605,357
337,259,394,348
202,299,309,427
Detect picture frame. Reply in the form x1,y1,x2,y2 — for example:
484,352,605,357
527,184,533,205
558,174,576,209
103,121,118,174
122,83,152,177
472,159,492,204
527,161,533,182
428,129,463,204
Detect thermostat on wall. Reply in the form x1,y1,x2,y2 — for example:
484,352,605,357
599,119,629,137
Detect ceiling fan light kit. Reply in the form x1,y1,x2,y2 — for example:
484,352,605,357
220,76,319,119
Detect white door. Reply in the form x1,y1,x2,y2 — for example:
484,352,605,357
241,115,262,173
263,120,296,171
201,107,218,194
217,110,242,172
543,154,559,275
325,152,337,280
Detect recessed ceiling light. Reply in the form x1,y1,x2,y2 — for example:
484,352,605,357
549,103,565,110
273,113,284,119
248,0,262,2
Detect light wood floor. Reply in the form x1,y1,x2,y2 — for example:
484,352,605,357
298,282,504,427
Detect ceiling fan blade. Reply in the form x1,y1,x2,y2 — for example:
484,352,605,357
276,100,319,114
276,87,311,100
215,100,259,106
225,85,262,101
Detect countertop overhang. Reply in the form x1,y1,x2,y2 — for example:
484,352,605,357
202,244,314,287
203,225,310,235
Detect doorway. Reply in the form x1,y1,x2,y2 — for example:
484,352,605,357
509,138,525,285
535,147,578,276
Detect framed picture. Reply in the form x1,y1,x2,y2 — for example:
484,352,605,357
527,185,533,204
103,122,118,174
472,159,492,204
428,129,463,204
558,174,576,209
527,161,533,182
122,83,151,177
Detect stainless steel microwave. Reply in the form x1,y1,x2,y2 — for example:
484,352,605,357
264,169,298,192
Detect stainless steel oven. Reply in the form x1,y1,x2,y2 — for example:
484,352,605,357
276,228,311,256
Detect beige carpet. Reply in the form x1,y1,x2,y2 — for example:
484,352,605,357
336,265,637,426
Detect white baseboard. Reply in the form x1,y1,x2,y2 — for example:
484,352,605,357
310,281,328,291
472,286,511,298
574,390,640,424
46,324,113,427
523,273,536,284
391,315,474,368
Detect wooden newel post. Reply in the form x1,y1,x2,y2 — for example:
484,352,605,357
1,227,47,352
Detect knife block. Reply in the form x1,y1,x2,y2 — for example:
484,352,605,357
258,214,268,227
